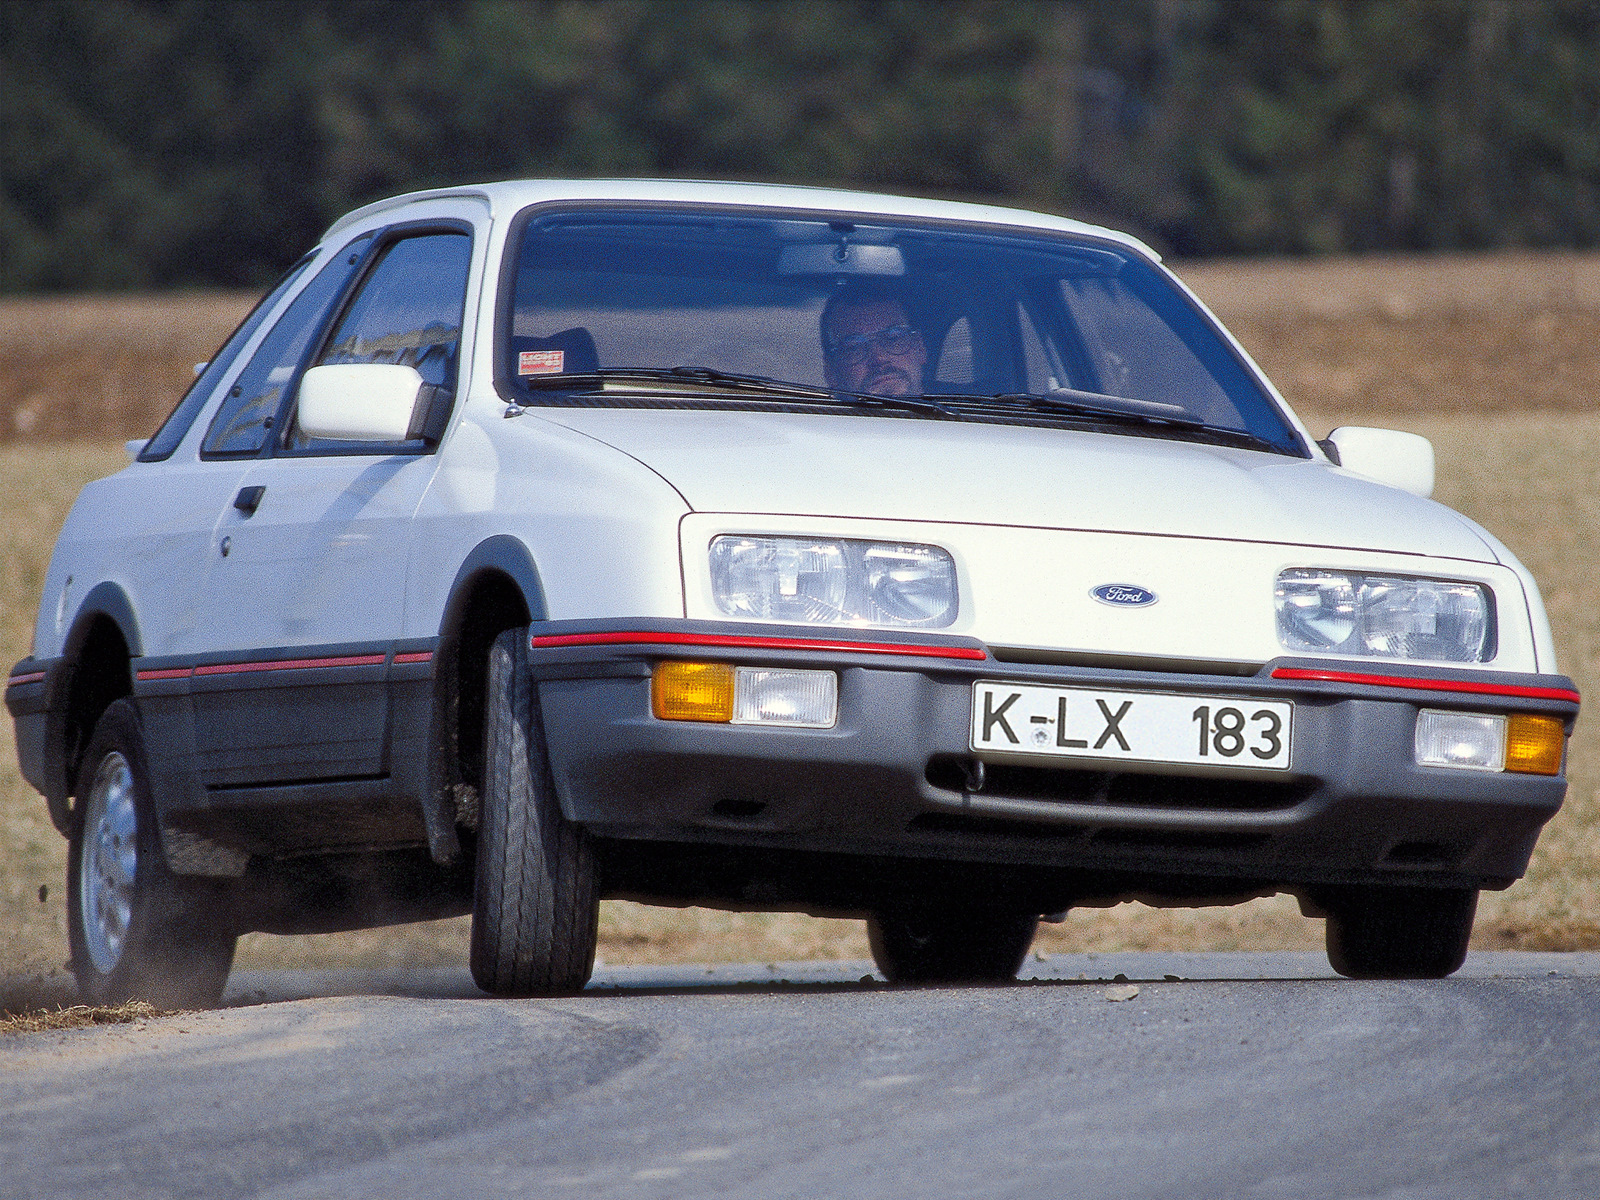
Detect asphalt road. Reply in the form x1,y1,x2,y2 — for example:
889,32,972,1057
5,952,1600,1200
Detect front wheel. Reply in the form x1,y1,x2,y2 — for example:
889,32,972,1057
1325,886,1478,979
868,908,1038,984
470,627,599,996
67,700,237,1009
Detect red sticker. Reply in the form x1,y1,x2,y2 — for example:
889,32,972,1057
519,349,565,375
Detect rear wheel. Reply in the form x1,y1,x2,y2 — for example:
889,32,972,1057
67,700,236,1009
868,907,1038,984
1325,886,1478,979
470,627,599,996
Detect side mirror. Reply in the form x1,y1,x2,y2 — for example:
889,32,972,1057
298,364,424,442
1323,426,1435,498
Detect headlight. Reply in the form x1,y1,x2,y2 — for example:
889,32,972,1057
709,535,957,627
1275,569,1492,662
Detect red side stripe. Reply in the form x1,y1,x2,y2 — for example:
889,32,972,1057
135,667,192,681
192,653,387,677
528,629,988,661
1270,667,1580,704
6,671,46,687
394,651,434,665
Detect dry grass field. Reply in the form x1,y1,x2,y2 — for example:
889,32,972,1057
4,249,1600,1006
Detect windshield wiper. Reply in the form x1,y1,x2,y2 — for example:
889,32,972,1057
935,387,1285,453
521,365,958,419
518,369,1278,447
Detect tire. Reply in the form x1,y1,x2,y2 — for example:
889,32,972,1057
67,700,237,1009
1325,886,1478,979
470,627,599,996
868,907,1038,984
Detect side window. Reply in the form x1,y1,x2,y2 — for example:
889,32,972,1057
1015,302,1060,394
201,236,371,457
288,232,472,452
138,256,313,462
1057,275,1240,422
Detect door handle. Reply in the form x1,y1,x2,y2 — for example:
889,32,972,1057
233,486,266,516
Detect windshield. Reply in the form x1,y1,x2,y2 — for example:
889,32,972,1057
501,207,1305,455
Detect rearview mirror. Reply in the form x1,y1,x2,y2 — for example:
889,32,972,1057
298,364,424,442
1324,426,1435,498
777,243,906,276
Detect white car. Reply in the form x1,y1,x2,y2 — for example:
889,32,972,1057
6,180,1580,1005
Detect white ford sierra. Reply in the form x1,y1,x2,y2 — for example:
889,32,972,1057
6,180,1580,1005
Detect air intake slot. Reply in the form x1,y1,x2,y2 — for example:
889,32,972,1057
908,811,1271,854
925,756,1311,813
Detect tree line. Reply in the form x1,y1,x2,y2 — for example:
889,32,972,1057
3,0,1598,292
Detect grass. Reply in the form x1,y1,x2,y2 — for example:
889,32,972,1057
1,999,167,1036
4,254,1600,1003
0,444,130,999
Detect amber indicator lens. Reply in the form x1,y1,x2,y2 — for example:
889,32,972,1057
652,661,735,722
1504,713,1565,776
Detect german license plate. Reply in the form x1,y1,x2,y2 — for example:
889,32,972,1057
970,682,1292,770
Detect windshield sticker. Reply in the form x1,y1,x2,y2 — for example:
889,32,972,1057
519,349,565,375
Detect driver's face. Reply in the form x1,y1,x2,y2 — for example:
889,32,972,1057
823,301,927,397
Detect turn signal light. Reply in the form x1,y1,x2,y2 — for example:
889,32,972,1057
1505,714,1565,775
652,661,735,722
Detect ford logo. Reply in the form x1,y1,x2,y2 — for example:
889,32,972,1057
1091,583,1158,608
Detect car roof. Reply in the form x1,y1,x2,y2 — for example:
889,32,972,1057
320,178,1158,258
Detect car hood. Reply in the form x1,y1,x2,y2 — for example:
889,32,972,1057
536,407,1497,562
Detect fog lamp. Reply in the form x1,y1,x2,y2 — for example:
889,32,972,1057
652,661,735,722
732,669,838,728
1413,710,1505,771
1505,714,1565,776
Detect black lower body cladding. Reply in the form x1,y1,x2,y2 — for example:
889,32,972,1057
525,619,1577,907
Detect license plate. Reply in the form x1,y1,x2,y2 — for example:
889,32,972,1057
970,682,1293,770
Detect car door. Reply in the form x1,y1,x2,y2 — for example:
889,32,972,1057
190,225,473,787
68,257,317,669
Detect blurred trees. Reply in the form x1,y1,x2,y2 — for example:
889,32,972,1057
2,0,1598,291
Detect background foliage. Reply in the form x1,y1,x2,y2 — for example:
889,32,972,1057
3,0,1600,291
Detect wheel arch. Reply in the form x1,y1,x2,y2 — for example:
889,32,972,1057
47,583,140,833
425,536,547,861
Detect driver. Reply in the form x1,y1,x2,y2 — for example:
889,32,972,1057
820,282,928,398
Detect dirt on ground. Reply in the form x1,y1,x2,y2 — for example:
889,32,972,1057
3,249,1600,987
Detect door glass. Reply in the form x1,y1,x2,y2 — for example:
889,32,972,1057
201,236,370,457
288,232,472,451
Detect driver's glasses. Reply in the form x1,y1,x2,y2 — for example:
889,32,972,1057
825,324,919,366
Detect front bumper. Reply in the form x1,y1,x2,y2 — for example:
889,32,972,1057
528,620,1579,899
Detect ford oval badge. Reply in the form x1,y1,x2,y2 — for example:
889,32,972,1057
1091,583,1158,608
